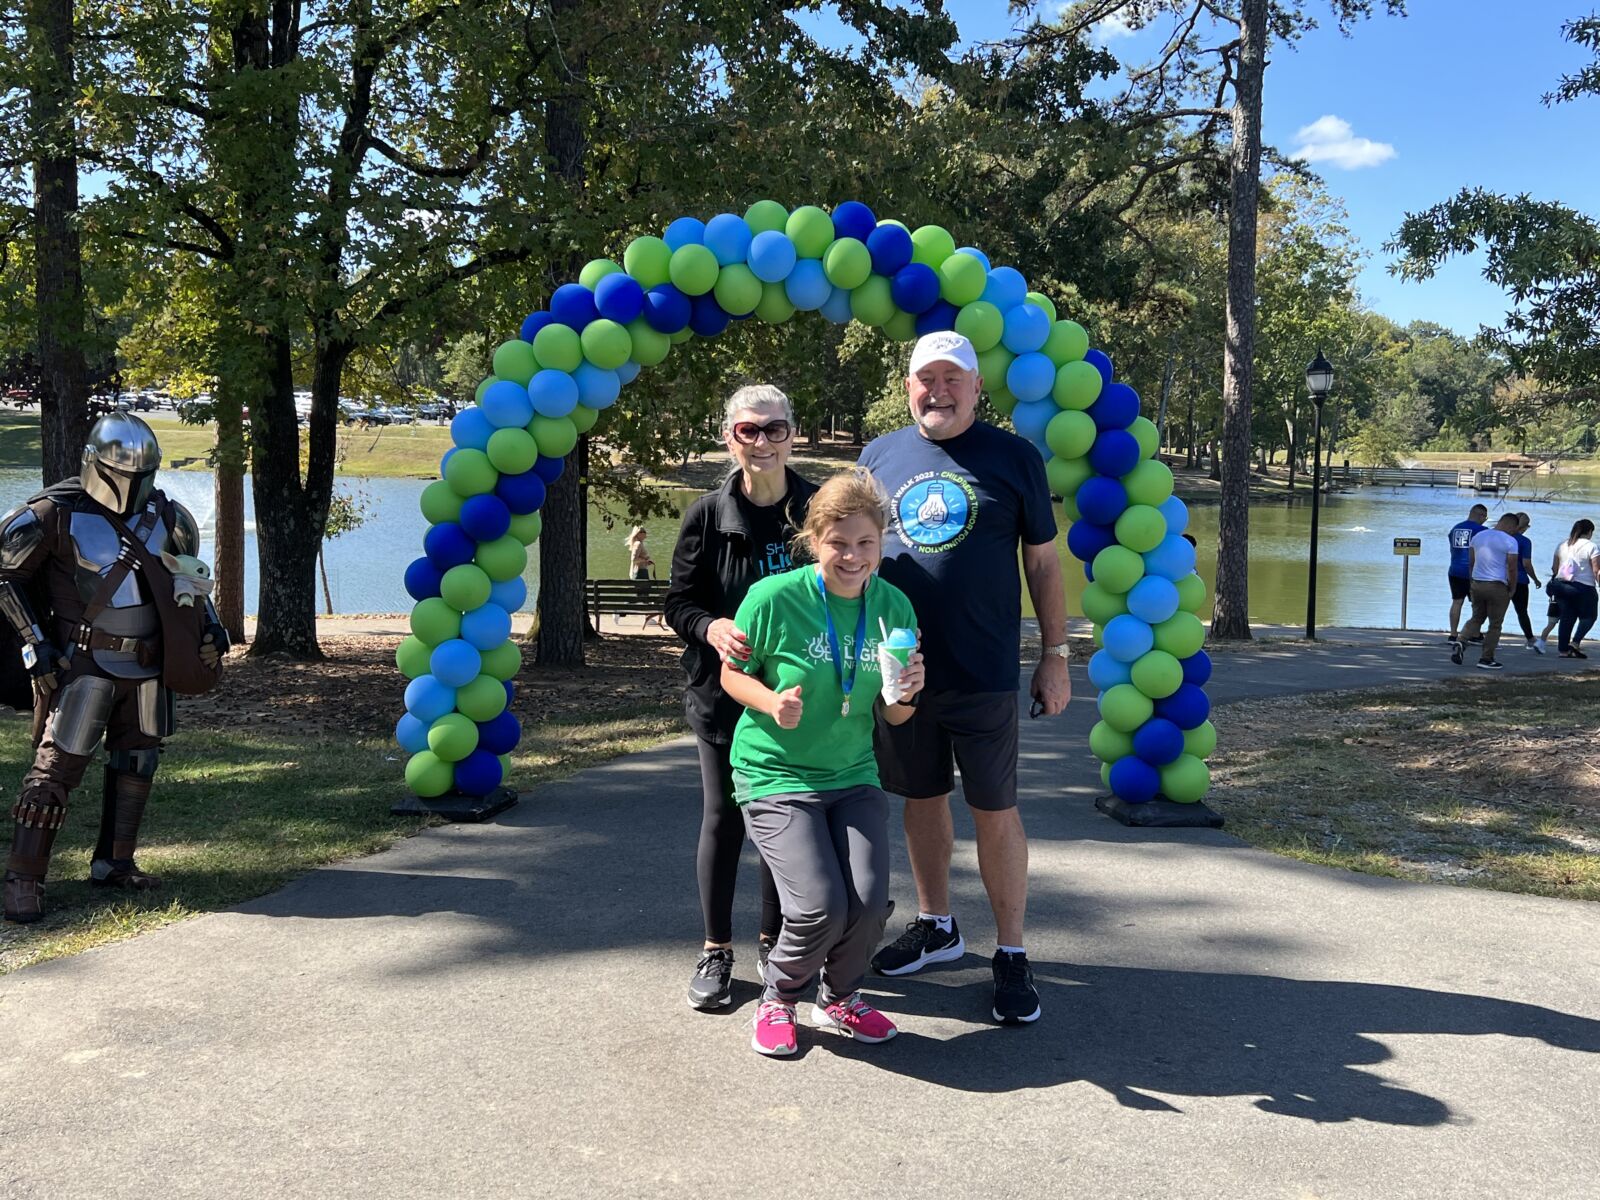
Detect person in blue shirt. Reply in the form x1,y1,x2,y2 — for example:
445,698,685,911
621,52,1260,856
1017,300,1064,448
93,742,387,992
1510,512,1543,652
1447,504,1488,642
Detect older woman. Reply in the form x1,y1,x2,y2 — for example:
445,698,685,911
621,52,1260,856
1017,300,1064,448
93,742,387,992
665,384,819,1010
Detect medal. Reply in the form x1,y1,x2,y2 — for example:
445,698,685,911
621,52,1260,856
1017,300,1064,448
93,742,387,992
817,569,868,720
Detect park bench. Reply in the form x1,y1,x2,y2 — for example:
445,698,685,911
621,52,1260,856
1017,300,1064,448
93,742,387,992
588,577,670,630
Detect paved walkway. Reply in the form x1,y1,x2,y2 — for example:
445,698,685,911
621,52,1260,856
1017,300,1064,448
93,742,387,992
4,629,1597,1199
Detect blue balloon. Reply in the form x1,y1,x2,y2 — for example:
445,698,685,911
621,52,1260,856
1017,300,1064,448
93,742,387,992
1158,495,1190,537
395,712,431,755
832,201,877,243
573,362,621,410
453,748,504,797
476,710,521,756
1104,613,1155,663
519,311,553,343
594,272,645,324
440,447,457,472
1089,429,1140,477
459,494,511,543
1077,476,1129,526
1090,382,1139,431
664,216,706,250
529,369,578,419
503,680,516,705
1155,682,1210,730
1007,352,1056,403
431,638,483,688
784,259,833,311
1085,348,1114,385
450,406,494,452
954,247,991,270
1132,718,1185,767
550,283,598,330
748,230,798,283
615,359,642,384
689,291,731,337
532,454,565,484
703,213,753,266
1181,649,1213,687
1127,575,1181,625
404,557,443,602
424,522,476,571
1001,303,1050,353
495,468,546,516
642,284,690,333
1011,399,1056,444
461,603,512,652
1066,519,1117,563
981,266,1028,312
819,285,853,324
488,575,527,613
867,224,914,275
890,263,941,314
915,301,960,335
1110,756,1161,803
1145,533,1198,581
404,675,457,724
1087,649,1133,691
482,380,534,430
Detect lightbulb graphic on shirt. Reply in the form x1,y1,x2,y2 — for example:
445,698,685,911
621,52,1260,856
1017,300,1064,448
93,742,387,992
916,481,950,528
895,473,976,551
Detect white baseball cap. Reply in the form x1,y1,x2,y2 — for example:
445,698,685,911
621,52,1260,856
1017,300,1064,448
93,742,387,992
908,331,979,376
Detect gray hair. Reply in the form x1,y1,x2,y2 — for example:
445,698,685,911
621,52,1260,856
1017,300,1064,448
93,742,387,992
722,384,793,433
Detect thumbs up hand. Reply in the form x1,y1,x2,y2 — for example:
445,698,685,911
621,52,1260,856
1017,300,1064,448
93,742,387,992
770,685,804,729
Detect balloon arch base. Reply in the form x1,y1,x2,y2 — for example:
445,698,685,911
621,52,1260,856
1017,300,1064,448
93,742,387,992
1095,794,1224,829
391,787,519,823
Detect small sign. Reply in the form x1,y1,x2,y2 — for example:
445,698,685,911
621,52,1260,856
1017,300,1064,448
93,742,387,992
1393,537,1421,556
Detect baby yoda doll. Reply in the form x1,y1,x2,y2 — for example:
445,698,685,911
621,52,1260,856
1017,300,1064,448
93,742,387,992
160,551,215,607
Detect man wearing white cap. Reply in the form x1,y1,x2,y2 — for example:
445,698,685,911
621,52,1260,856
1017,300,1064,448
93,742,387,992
858,330,1070,1025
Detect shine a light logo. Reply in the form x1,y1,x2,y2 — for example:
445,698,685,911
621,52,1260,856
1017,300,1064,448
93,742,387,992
893,471,978,553
804,632,882,672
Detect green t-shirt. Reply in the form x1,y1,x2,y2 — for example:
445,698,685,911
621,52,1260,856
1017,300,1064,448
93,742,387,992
729,566,917,805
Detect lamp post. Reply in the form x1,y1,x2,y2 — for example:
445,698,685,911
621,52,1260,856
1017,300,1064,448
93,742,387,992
1305,349,1334,639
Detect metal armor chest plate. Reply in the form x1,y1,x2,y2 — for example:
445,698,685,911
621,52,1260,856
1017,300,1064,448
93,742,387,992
68,505,171,679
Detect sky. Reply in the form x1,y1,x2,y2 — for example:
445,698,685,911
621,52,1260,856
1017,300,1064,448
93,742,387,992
795,1,1600,338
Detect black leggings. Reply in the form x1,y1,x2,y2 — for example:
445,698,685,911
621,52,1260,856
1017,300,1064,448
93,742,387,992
695,737,781,945
1511,582,1534,641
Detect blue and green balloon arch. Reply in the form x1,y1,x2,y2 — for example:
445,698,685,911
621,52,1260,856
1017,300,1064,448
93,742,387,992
392,200,1217,807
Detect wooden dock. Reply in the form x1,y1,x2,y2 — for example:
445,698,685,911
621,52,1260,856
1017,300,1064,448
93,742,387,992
1323,465,1513,493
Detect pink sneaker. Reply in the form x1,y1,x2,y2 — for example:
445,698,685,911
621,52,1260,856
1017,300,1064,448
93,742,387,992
812,993,897,1043
751,1000,798,1056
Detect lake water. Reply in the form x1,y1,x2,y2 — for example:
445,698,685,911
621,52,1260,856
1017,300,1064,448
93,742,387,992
2,466,1591,631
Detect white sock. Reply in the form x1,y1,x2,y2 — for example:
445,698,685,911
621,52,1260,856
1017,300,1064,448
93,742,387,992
998,944,1025,956
918,912,953,933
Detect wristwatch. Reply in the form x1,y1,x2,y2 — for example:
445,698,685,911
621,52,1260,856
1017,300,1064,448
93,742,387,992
1042,641,1071,661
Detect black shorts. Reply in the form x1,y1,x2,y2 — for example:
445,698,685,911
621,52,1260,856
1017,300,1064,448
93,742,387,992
873,690,1019,812
1449,574,1472,601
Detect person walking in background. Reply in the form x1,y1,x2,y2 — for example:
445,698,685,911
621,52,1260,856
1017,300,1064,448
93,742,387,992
1452,513,1521,670
1511,513,1542,653
1548,519,1600,659
626,526,654,580
1447,503,1488,644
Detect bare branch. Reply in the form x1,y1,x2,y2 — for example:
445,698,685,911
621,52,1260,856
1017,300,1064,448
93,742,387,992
362,131,490,179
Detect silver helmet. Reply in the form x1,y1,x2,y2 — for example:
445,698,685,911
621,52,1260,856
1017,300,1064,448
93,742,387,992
81,409,161,515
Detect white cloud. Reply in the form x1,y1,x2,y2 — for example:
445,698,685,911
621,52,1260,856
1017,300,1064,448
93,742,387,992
1053,4,1137,43
1289,115,1396,170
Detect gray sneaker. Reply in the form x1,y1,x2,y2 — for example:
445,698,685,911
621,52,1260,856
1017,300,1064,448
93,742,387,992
687,948,734,1009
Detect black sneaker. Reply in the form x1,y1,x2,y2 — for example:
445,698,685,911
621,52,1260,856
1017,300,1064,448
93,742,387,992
755,935,776,981
871,917,965,976
991,950,1042,1025
687,948,734,1009
1467,635,1484,644
1476,659,1504,670
1450,640,1464,665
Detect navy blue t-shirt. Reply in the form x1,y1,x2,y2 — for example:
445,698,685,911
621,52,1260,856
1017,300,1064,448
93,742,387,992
1515,533,1532,585
1449,520,1484,577
859,422,1058,694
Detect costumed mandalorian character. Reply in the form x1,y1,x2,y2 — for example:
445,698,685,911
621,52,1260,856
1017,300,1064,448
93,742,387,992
1,409,227,923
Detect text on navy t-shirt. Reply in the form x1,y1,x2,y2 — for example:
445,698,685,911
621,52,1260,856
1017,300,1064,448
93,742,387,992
1449,520,1484,577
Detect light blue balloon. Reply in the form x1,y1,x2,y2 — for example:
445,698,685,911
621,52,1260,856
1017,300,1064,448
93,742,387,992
529,369,578,418
1087,648,1133,691
1104,613,1155,664
451,406,494,451
664,216,706,250
404,674,457,723
1144,533,1199,581
819,285,853,324
1011,398,1056,444
954,247,991,270
616,360,642,384
748,230,798,283
395,712,430,754
981,266,1028,312
460,603,512,652
1001,303,1050,354
482,380,534,430
1007,352,1056,403
573,362,621,410
440,447,458,472
1126,575,1181,625
703,213,753,266
488,575,527,613
784,259,832,310
1158,495,1189,537
430,638,483,688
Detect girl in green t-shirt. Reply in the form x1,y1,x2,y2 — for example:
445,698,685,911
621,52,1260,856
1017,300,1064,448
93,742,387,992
720,469,924,1056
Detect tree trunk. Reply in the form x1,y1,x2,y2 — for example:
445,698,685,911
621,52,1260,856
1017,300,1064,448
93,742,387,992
1211,0,1268,641
28,0,89,485
1155,335,1176,454
1285,418,1296,492
580,433,598,640
213,378,247,643
319,546,333,614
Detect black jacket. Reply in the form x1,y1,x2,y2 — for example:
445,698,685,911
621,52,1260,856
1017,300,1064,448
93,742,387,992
665,468,818,742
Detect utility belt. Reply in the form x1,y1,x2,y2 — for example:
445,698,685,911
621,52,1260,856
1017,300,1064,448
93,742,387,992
72,626,160,668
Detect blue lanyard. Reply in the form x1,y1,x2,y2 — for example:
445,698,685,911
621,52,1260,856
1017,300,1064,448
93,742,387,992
816,568,868,716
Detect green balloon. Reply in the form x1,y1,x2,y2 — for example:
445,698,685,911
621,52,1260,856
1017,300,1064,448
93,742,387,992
1053,361,1102,410
744,199,788,234
939,253,987,306
1130,649,1183,699
1025,291,1057,322
623,235,672,287
850,275,895,326
884,310,918,342
476,533,528,583
1153,611,1206,659
669,244,719,296
1043,320,1089,365
755,281,796,324
669,327,693,344
627,319,671,366
878,218,909,231
581,318,632,369
823,238,871,290
456,673,509,723
954,300,1003,352
1183,720,1217,760
1092,545,1145,595
439,563,492,613
474,376,498,403
1046,454,1093,499
481,639,522,681
975,344,1014,392
499,753,512,779
569,404,599,434
713,263,762,315
1100,761,1113,790
428,712,478,763
492,340,539,387
579,258,622,289
1123,459,1174,507
1115,504,1166,554
1100,683,1154,733
1089,720,1134,764
988,388,1018,416
410,597,461,646
1092,625,1103,649
910,224,955,269
445,448,498,497
395,635,432,679
508,510,543,545
533,324,583,373
1045,410,1097,460
1175,571,1207,613
1080,581,1128,626
487,427,538,475
1061,493,1081,523
529,414,578,458
420,479,463,525
405,751,454,798
1160,754,1210,803
785,206,834,257
1129,416,1160,462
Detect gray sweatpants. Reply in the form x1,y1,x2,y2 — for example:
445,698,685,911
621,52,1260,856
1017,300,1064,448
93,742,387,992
743,785,890,1005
